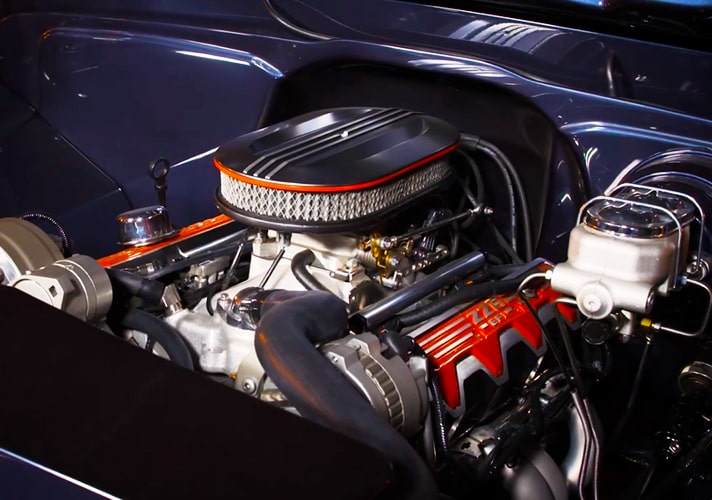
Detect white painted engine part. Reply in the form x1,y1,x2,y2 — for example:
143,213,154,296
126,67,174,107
161,230,429,436
551,184,700,319
162,231,371,375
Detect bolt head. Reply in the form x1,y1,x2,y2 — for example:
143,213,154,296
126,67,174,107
241,378,257,394
583,294,602,313
667,441,682,455
216,293,231,311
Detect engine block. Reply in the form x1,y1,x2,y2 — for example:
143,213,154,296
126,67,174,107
413,268,573,414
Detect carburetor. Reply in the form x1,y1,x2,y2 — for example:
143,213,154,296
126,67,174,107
551,184,703,320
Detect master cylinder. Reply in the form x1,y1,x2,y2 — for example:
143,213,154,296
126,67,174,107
551,184,700,319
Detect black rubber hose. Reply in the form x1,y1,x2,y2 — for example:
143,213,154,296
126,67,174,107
489,263,532,278
415,343,452,466
428,375,451,465
352,250,487,332
489,219,524,265
477,138,533,262
527,368,564,434
120,308,193,370
21,212,73,256
456,149,484,203
291,249,331,293
460,135,534,262
395,276,524,328
459,137,518,256
106,268,165,306
254,290,437,500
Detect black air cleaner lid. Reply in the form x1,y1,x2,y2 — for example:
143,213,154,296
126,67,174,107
214,107,459,192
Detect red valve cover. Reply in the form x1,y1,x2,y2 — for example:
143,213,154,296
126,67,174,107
414,273,574,411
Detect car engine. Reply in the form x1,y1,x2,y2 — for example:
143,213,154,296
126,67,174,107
2,107,711,500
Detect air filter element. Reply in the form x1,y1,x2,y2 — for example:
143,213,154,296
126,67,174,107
214,107,459,232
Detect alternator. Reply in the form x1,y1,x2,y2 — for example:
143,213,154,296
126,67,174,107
321,332,428,437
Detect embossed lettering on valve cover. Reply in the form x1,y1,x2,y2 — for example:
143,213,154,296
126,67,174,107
415,281,570,410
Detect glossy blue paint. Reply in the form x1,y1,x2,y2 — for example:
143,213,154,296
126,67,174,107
0,84,33,139
278,0,712,118
0,113,131,255
560,0,712,7
537,139,588,261
0,0,710,257
0,448,114,499
37,24,280,224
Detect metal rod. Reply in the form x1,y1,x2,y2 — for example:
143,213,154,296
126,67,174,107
554,298,587,395
650,278,712,337
518,289,570,386
350,251,486,332
177,229,246,259
220,241,246,291
610,333,654,445
571,392,592,500
258,247,286,289
393,207,486,245
584,398,601,500
517,271,549,294
553,297,600,500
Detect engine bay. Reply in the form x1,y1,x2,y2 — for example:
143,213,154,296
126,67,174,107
2,106,711,499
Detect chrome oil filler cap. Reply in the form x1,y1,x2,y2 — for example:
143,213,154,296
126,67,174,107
117,205,178,247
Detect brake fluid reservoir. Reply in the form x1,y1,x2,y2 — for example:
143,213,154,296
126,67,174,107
551,185,695,319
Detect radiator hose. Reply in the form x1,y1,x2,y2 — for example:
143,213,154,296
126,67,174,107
254,290,437,500
119,308,194,371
